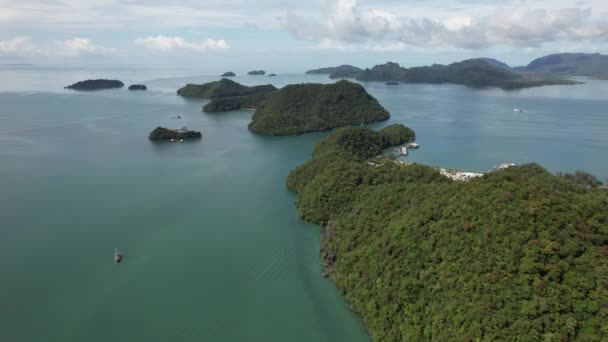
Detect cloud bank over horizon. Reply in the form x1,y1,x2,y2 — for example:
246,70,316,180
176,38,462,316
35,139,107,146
0,0,607,67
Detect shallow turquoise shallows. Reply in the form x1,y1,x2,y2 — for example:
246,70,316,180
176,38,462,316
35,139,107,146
1,66,607,341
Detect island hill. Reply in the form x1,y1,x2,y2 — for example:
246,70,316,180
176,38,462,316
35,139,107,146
248,70,265,75
176,78,276,98
221,71,236,77
287,125,608,341
148,127,201,140
128,84,147,90
65,79,124,91
308,58,577,90
201,79,390,135
306,64,363,79
517,53,608,78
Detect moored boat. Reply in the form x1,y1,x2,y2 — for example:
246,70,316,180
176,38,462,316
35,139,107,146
114,248,123,264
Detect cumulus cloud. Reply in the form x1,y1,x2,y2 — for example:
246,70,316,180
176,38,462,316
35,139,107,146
280,0,608,50
133,35,230,51
0,36,39,57
57,38,118,57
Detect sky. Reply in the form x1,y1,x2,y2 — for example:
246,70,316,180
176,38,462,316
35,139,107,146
1,0,607,72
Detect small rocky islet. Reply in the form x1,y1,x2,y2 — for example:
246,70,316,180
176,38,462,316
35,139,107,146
248,70,265,75
221,71,236,77
128,84,147,90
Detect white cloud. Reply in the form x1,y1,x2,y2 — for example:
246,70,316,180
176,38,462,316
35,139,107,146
57,38,118,57
133,35,229,52
281,0,608,50
0,36,39,57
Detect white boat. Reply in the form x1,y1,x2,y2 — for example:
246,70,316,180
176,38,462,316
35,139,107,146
114,248,123,264
513,107,524,113
406,143,419,149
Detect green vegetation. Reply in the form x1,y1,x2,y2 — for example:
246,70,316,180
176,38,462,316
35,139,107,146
287,126,608,341
520,53,608,77
65,79,124,91
356,59,578,90
248,80,390,135
128,84,147,90
176,78,276,98
248,70,265,75
148,127,202,140
221,71,236,77
557,170,604,188
306,65,362,75
204,80,390,135
203,93,268,112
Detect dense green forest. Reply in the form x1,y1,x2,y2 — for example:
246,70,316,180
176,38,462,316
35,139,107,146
287,126,608,341
65,79,124,91
176,78,276,98
203,80,390,135
148,127,202,140
249,80,390,135
203,93,268,112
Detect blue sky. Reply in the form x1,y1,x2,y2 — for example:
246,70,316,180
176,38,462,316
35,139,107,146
1,0,607,72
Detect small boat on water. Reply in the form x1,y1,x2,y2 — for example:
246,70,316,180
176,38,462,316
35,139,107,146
114,248,123,264
513,107,524,113
406,143,419,149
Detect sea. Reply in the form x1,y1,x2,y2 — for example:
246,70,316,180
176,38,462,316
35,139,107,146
1,65,607,341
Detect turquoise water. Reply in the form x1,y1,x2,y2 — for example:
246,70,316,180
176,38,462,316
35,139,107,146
1,67,607,341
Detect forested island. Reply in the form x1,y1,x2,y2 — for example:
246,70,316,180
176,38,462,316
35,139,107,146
518,53,608,78
203,80,390,135
354,59,577,89
248,70,265,75
221,71,236,77
148,127,202,140
65,79,124,91
287,126,608,341
128,84,147,90
308,59,577,89
176,78,276,98
306,65,362,78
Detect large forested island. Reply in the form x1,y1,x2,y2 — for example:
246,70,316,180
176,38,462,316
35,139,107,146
309,59,577,89
203,80,390,135
355,59,577,89
518,53,608,78
287,126,608,341
176,78,276,98
65,79,124,91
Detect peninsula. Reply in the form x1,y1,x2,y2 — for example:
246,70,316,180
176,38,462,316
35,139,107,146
287,125,608,341
176,78,276,98
203,80,390,135
148,127,202,140
65,79,124,91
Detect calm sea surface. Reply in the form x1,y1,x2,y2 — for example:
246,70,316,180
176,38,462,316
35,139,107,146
1,66,607,341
